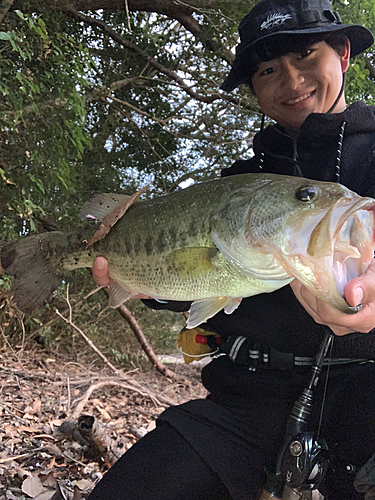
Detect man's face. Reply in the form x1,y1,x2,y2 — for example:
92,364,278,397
251,40,350,132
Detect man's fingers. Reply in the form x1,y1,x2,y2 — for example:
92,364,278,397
92,256,110,286
345,260,375,307
290,280,374,335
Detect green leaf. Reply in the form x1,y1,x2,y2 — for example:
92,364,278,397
0,32,12,40
15,10,26,20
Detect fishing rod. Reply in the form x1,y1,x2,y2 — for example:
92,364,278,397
259,329,333,499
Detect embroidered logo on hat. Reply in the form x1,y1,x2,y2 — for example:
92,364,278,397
260,13,292,30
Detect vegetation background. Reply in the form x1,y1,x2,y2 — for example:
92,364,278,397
1,0,375,367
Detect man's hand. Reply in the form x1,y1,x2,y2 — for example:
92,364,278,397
290,259,375,335
92,257,149,299
92,256,110,287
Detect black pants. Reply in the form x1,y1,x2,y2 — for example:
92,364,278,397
88,361,375,500
87,422,232,500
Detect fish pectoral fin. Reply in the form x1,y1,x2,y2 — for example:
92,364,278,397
211,230,289,281
187,297,237,329
108,278,133,308
224,298,242,314
165,247,218,276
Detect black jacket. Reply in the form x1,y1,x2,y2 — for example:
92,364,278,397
145,102,375,360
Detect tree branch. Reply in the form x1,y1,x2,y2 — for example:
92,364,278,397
65,6,258,118
17,0,224,15
71,379,171,418
110,296,190,383
65,6,226,105
55,296,179,412
56,307,122,375
0,0,14,23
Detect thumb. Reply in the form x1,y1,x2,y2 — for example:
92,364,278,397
344,259,375,307
92,256,110,286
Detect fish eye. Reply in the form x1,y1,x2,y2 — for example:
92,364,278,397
295,186,317,202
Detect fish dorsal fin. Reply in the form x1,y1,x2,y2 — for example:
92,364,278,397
187,296,240,328
165,247,218,276
79,193,132,222
107,278,133,308
85,185,148,247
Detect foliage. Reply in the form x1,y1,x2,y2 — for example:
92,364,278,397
334,0,375,105
0,10,94,235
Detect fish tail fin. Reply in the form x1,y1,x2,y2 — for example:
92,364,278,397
1,232,69,314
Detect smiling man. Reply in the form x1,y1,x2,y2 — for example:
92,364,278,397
88,1,375,499
251,38,350,131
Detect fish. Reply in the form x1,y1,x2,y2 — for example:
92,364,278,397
1,173,375,328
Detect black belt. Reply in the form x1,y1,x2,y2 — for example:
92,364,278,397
219,336,370,371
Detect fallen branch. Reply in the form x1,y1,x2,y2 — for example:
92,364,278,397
26,290,95,341
56,287,190,414
113,299,191,383
55,307,176,413
0,447,45,464
77,414,122,465
71,379,174,419
56,307,120,374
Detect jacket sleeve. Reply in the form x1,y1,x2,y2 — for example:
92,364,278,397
141,298,191,312
221,158,258,177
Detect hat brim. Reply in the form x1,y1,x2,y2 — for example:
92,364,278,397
221,24,374,91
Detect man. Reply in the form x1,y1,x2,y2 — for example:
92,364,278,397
89,0,375,498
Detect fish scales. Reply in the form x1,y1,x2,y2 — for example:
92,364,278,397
73,176,276,300
2,173,375,326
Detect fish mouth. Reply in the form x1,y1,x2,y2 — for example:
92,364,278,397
331,198,375,302
288,195,375,314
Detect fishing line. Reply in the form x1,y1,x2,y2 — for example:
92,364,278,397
317,332,335,439
176,345,219,358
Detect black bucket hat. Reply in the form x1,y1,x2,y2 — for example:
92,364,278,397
221,0,374,91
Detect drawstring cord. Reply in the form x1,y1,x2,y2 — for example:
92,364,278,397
258,120,347,179
258,151,265,169
327,72,347,114
335,121,347,183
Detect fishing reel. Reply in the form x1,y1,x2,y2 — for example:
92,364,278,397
276,384,330,492
278,430,329,491
260,331,333,499
261,430,329,499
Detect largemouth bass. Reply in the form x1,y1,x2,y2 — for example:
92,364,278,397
2,173,375,328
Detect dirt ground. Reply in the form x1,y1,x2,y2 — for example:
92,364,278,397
0,344,207,499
